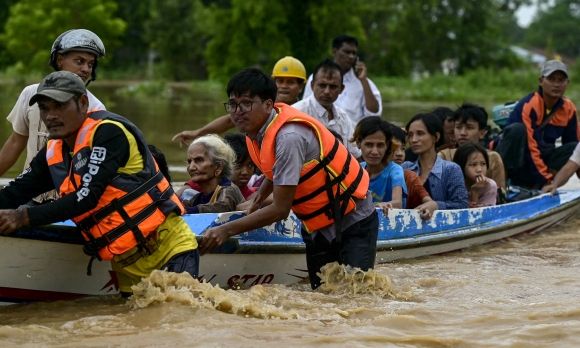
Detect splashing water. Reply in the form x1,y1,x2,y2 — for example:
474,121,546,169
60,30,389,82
129,270,300,319
317,262,410,300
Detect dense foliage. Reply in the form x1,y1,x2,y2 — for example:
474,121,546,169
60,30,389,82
0,0,576,81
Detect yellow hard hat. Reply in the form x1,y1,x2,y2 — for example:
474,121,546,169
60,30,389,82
272,56,306,80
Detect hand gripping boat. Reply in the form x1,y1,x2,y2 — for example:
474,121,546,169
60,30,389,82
1,191,579,304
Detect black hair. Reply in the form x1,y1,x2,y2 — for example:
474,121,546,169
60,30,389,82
312,58,344,81
332,35,358,49
405,112,445,148
432,107,454,123
226,68,277,102
452,142,490,178
148,144,172,184
452,102,488,130
327,128,343,143
224,132,250,165
389,123,406,144
352,116,395,161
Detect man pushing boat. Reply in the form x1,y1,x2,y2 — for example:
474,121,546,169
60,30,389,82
0,71,198,297
199,68,379,290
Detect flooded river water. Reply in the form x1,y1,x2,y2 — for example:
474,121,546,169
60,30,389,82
1,216,580,347
0,82,579,347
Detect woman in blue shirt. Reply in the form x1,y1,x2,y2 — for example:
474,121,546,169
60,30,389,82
402,113,468,210
352,117,407,215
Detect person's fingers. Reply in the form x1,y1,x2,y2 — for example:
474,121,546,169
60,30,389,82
200,237,214,256
172,132,184,141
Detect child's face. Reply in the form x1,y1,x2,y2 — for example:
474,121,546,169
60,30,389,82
392,140,405,165
231,157,255,189
464,152,487,182
358,130,388,166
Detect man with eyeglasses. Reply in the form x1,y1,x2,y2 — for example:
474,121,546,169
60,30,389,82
200,68,378,290
491,60,580,189
172,56,306,147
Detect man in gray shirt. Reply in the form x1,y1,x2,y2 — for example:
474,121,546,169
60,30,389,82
200,68,378,289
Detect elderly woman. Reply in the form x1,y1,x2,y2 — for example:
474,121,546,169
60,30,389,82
180,134,245,214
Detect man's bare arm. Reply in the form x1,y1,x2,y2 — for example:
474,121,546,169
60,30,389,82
0,132,28,176
355,61,380,113
172,115,234,147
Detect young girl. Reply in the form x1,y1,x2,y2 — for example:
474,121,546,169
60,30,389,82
352,117,407,215
453,143,497,208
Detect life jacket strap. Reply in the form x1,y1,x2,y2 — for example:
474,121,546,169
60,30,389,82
298,138,340,184
294,152,365,242
77,171,164,231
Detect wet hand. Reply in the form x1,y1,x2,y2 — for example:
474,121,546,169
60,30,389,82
0,209,29,235
415,201,438,221
541,182,557,196
172,130,200,147
374,202,393,216
199,226,230,256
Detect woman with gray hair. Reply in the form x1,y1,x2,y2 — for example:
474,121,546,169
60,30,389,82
179,134,245,214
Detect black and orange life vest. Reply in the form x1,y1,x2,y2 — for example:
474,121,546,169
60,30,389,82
46,110,184,261
246,103,369,233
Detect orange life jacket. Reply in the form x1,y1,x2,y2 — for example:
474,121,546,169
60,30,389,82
46,110,184,261
246,103,369,233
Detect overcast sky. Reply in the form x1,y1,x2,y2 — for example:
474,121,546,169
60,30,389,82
516,4,537,27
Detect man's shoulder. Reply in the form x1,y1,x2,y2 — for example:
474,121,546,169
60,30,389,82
438,148,456,161
487,150,503,161
86,89,106,110
291,97,310,111
561,97,578,113
19,84,40,99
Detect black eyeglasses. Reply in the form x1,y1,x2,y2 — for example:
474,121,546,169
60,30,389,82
223,101,252,113
223,100,265,113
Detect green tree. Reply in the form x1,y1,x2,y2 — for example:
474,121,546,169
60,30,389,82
1,0,126,74
0,0,18,69
145,0,209,80
203,0,365,82
109,0,151,70
381,0,523,76
524,0,580,58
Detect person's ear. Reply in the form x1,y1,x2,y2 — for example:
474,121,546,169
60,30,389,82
79,94,89,113
56,54,65,70
215,163,223,178
479,128,487,140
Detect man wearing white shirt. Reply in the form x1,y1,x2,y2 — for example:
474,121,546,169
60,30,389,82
293,59,362,159
303,35,382,122
0,29,106,203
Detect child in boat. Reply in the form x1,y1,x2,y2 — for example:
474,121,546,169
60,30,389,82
351,117,407,215
224,133,259,199
389,124,438,219
453,143,497,208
